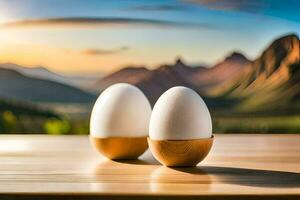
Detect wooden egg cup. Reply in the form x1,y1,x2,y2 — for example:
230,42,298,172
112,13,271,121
90,136,148,160
148,136,213,167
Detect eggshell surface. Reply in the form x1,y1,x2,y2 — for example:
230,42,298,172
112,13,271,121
90,83,151,138
149,86,212,140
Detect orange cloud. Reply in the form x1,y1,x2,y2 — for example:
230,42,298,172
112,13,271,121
81,46,129,55
0,43,146,74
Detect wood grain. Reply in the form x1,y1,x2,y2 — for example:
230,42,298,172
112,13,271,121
90,136,148,159
148,137,213,167
0,134,300,200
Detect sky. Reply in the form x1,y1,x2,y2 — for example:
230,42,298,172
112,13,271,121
0,0,299,75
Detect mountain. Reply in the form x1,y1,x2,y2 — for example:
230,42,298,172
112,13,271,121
0,68,96,103
93,33,299,109
0,63,73,85
217,34,300,111
93,58,206,104
0,63,100,89
92,54,250,104
135,58,205,103
190,52,251,92
93,66,152,92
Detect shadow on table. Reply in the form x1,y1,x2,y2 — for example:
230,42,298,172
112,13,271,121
173,166,300,188
113,150,160,165
113,159,155,165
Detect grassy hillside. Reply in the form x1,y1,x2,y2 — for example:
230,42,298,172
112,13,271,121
213,115,300,133
0,98,59,133
0,98,90,134
216,34,299,112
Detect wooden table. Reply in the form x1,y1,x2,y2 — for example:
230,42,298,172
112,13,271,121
0,134,299,199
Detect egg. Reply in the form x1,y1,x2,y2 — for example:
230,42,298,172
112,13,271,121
148,86,214,167
149,86,212,140
90,83,151,160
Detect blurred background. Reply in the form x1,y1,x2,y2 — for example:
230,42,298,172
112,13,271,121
0,0,299,134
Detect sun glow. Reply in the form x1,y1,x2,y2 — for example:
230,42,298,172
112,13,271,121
0,3,11,23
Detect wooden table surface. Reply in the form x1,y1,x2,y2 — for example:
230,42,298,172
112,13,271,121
0,134,299,200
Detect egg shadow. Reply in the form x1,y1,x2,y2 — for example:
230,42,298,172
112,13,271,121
113,159,152,165
172,166,300,188
112,150,160,165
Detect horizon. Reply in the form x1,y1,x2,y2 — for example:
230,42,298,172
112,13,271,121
0,0,299,75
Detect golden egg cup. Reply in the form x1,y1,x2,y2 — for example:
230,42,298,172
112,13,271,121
90,136,148,160
147,136,214,167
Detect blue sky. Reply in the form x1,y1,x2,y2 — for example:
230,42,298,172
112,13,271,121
0,0,299,74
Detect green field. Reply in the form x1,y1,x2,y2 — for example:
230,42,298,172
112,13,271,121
213,115,300,133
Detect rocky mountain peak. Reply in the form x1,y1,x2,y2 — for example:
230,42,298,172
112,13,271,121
225,52,249,62
253,33,299,77
175,57,185,66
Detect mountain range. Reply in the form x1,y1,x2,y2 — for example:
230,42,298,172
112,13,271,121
215,34,299,111
0,63,100,89
0,63,72,85
0,33,298,111
0,68,95,103
93,33,299,112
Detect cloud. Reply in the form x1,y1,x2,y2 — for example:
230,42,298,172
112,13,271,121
0,17,214,29
182,0,300,22
125,4,191,12
183,0,265,12
81,46,129,55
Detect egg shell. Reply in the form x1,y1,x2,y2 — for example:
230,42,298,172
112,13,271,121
149,86,212,140
90,83,151,138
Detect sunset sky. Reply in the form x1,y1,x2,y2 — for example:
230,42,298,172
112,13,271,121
0,0,299,75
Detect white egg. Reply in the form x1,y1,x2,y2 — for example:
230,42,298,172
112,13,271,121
149,86,212,140
90,83,151,138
